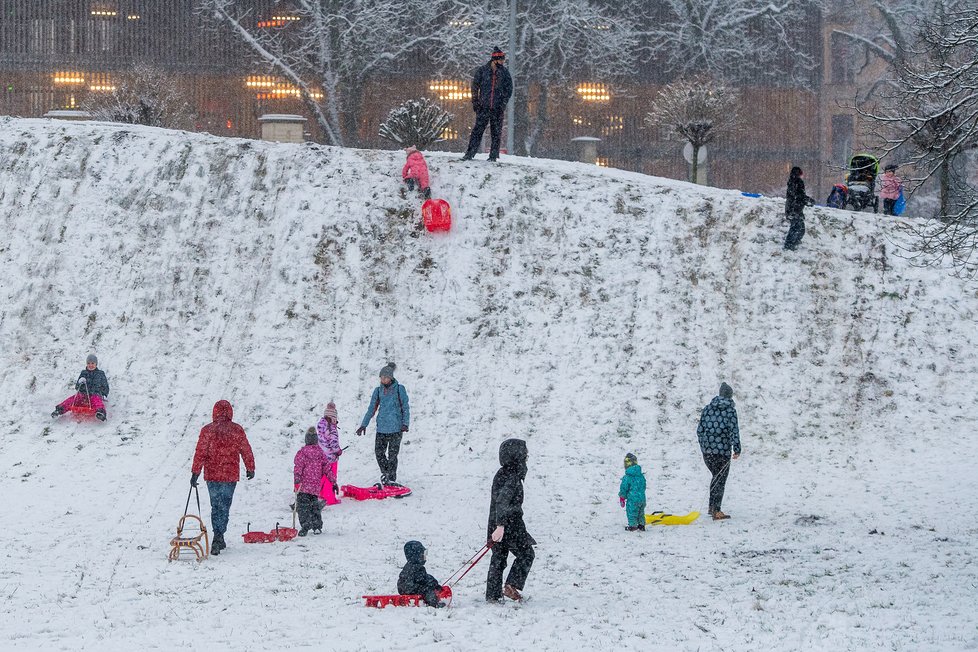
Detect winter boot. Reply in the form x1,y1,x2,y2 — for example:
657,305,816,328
637,524,646,531
51,406,65,418
312,528,322,535
712,511,730,521
503,584,523,602
298,528,309,537
625,526,639,531
95,409,106,421
211,533,225,555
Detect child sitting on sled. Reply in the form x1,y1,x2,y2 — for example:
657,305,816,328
398,540,446,608
294,427,334,536
52,354,109,421
316,401,343,506
402,145,432,200
619,453,647,531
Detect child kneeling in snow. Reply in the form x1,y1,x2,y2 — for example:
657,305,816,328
619,453,647,531
294,427,334,536
398,540,446,607
316,401,342,506
402,145,431,200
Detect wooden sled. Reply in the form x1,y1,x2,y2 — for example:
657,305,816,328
168,514,209,562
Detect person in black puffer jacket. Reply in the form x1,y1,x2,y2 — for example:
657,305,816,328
486,438,535,602
52,354,110,421
784,166,815,251
462,47,513,162
397,540,445,608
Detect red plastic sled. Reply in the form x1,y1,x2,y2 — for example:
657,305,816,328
67,405,99,421
340,484,412,500
422,199,452,232
242,522,298,543
364,586,452,609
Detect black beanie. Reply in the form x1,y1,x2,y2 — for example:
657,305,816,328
305,427,318,446
719,382,733,399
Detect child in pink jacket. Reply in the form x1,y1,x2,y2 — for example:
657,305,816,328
294,428,334,536
317,401,342,505
402,146,432,200
880,164,904,215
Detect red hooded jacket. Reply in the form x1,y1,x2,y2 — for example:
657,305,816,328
191,400,256,482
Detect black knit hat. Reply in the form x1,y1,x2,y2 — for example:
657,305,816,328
305,426,318,446
719,382,733,399
491,47,505,60
624,453,638,468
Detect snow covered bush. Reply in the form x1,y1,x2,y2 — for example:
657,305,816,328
645,79,740,185
378,98,453,150
81,64,195,130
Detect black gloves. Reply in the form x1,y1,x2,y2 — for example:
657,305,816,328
422,187,432,200
401,425,409,433
190,473,199,487
246,469,255,480
356,426,366,436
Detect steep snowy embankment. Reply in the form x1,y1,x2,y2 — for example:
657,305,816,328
0,117,976,651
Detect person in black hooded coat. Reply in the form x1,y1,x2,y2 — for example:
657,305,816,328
486,438,535,602
397,540,445,607
784,166,815,251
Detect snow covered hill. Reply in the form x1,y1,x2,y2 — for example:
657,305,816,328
1,117,976,651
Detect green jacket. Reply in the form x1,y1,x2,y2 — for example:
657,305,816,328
618,464,646,504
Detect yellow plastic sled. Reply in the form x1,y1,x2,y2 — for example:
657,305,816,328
645,511,700,526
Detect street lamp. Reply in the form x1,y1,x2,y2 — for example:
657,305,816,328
507,0,516,155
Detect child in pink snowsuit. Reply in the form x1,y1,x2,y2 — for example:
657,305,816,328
294,428,334,536
402,146,431,200
317,401,343,505
880,164,904,216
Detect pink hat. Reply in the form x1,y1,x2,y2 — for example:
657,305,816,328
324,401,338,421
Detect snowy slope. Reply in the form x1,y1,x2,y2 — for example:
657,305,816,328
0,116,976,651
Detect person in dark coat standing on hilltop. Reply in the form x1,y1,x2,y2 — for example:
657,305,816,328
462,47,513,162
696,382,742,521
486,438,535,602
783,166,815,251
191,400,256,555
356,363,410,488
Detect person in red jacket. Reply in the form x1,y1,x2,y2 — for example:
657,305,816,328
402,145,431,200
191,400,256,555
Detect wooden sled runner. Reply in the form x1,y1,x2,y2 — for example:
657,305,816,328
168,487,209,562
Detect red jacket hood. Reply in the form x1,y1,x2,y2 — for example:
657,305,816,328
213,400,233,422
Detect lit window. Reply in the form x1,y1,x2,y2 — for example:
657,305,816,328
576,83,610,102
428,80,471,102
247,76,322,100
88,73,114,92
601,115,623,136
53,72,86,85
440,127,459,140
258,15,301,28
595,158,610,167
90,8,118,17
449,19,474,27
127,14,140,20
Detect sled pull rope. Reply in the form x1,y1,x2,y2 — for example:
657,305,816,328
444,542,494,588
183,485,202,517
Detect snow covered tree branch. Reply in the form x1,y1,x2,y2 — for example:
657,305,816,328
639,0,819,86
379,98,454,150
81,65,196,130
197,0,448,146
856,6,978,273
435,0,640,156
645,78,740,184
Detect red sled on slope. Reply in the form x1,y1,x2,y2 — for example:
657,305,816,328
341,484,412,500
422,198,451,232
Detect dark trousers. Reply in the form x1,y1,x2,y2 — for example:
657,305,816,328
883,198,896,215
703,454,731,513
296,492,323,531
465,109,504,159
783,216,805,250
375,432,403,482
486,538,535,600
206,481,236,536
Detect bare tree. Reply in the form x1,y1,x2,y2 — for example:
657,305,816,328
436,0,640,156
198,0,446,147
81,64,196,130
645,78,740,184
858,7,978,272
641,0,818,86
379,98,454,150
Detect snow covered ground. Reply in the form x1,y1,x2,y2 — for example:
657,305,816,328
1,117,976,651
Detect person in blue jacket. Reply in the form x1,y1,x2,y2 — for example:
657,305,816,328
696,382,742,520
618,453,647,531
461,47,513,162
356,362,410,488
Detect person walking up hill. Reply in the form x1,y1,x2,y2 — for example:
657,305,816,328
191,400,256,555
696,383,741,520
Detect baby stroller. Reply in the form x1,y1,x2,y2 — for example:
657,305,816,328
845,154,880,212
